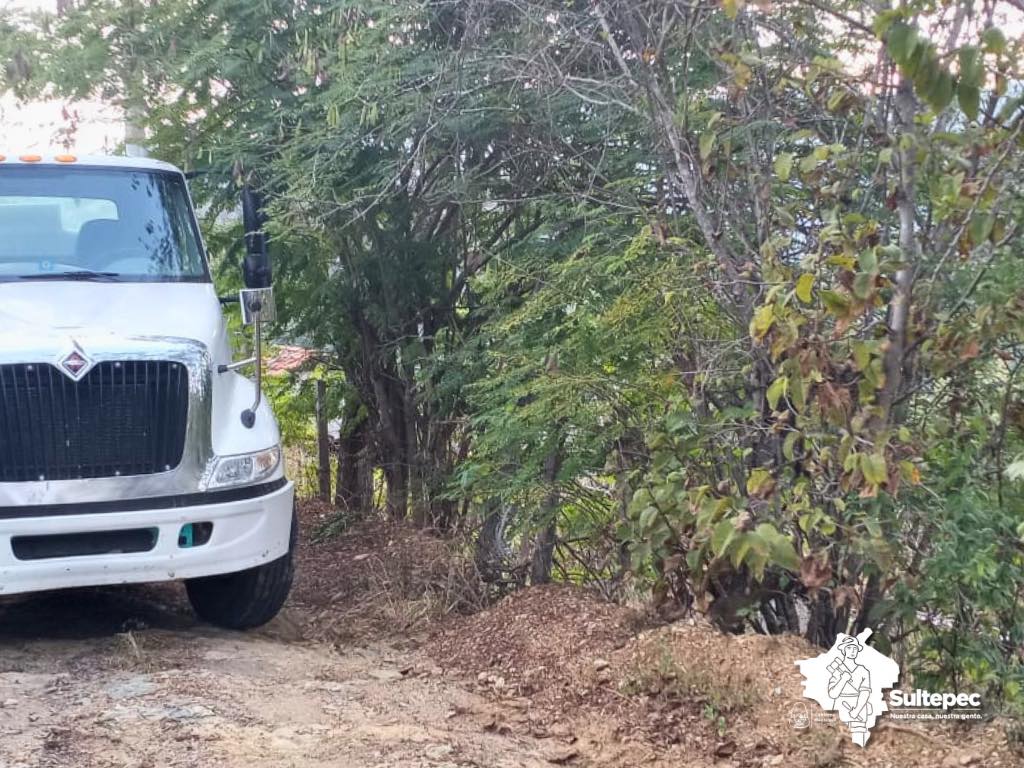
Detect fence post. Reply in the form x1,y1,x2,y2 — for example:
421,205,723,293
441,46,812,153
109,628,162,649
316,378,331,502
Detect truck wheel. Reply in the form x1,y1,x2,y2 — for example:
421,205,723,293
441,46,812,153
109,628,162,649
186,512,297,630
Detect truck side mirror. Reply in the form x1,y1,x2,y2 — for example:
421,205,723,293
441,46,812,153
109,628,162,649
241,185,272,289
235,183,275,429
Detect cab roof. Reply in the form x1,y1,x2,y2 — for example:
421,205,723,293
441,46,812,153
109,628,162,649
0,153,184,175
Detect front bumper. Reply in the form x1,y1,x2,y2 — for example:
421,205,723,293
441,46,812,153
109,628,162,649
0,480,294,597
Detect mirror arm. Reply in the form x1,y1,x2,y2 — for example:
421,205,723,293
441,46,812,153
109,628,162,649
216,357,256,374
241,303,263,429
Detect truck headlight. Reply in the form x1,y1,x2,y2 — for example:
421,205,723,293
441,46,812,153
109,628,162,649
208,446,281,489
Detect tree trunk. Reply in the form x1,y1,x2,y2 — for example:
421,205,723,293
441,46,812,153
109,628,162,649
405,383,430,528
384,461,408,521
878,75,920,427
434,431,471,532
120,2,148,158
476,499,510,585
336,410,370,515
369,359,408,521
335,435,356,511
613,439,635,583
530,522,557,585
124,95,147,157
316,379,331,502
530,448,562,585
355,425,373,512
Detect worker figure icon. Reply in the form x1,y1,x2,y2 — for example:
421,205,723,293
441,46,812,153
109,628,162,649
796,628,900,747
827,635,873,745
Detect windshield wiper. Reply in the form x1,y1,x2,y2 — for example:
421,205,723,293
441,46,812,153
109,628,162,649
17,270,121,282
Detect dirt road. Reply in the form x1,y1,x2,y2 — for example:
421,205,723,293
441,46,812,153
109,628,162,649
0,586,565,768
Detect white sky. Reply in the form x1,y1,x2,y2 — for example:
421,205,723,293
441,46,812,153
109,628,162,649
1,0,120,153
2,0,1021,155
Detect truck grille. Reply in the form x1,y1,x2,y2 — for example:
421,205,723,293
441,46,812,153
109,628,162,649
0,361,189,482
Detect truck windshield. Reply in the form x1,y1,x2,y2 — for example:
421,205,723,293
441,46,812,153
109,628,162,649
0,166,208,282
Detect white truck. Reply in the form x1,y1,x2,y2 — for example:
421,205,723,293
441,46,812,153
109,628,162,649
0,153,295,629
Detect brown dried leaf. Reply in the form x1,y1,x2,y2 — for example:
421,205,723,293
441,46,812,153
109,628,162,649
833,585,860,610
959,338,980,361
800,555,832,593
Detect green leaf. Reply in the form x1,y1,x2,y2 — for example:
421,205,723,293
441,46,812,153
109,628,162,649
639,506,659,533
958,82,980,121
767,376,788,410
774,152,794,182
722,0,745,20
686,549,703,571
958,46,984,88
861,452,888,485
731,535,753,568
820,289,851,315
746,468,772,496
747,547,769,580
852,271,874,300
769,537,800,571
795,273,814,303
886,22,918,65
699,130,717,161
711,518,737,556
789,372,806,412
783,430,801,461
826,90,846,112
969,212,994,245
632,488,652,509
982,27,1006,54
858,248,878,273
844,451,860,473
754,523,800,571
864,358,886,390
873,9,899,37
907,40,933,81
900,460,921,484
851,341,872,371
799,152,825,173
924,70,955,112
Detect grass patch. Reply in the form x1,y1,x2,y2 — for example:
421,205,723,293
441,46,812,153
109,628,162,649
620,641,761,729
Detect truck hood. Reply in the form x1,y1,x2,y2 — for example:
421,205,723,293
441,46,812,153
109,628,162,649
0,281,226,358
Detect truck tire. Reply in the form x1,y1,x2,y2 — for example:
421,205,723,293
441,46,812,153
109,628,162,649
185,512,297,630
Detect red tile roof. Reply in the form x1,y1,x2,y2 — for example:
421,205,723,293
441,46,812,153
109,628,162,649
266,345,317,375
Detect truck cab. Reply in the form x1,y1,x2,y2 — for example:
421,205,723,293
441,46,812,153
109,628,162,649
0,154,295,629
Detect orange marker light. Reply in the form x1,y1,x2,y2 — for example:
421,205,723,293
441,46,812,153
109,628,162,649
19,154,42,163
54,154,77,163
0,155,6,162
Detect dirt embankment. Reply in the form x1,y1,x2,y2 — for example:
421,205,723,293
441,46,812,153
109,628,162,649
431,586,1018,767
0,502,1018,768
